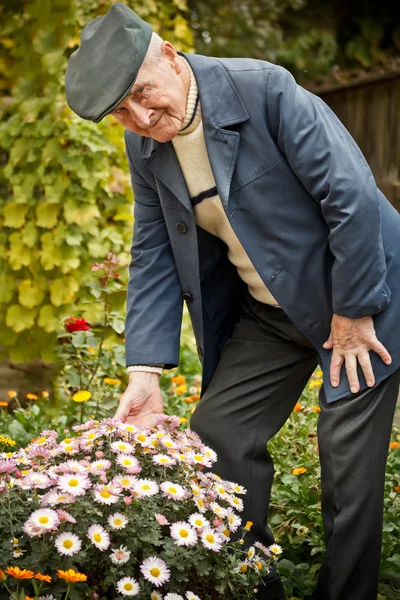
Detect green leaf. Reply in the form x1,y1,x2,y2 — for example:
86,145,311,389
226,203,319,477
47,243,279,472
38,304,60,333
0,274,15,303
50,277,79,306
8,232,31,270
3,202,29,228
40,231,62,270
21,222,39,247
18,279,45,308
6,304,37,332
36,202,59,228
63,198,101,227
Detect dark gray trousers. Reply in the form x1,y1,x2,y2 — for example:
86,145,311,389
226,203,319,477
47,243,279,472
190,289,400,600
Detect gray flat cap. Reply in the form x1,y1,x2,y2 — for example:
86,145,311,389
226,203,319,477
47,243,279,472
65,3,152,122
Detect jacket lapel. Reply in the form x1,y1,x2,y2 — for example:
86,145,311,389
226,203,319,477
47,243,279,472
141,53,249,212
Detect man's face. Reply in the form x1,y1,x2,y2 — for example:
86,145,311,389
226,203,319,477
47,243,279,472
110,42,188,143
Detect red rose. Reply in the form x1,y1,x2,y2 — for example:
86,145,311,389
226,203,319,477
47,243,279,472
65,317,91,332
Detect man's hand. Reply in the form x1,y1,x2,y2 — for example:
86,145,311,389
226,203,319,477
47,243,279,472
113,372,164,427
323,314,392,393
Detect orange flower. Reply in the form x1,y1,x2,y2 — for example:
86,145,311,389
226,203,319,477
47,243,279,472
26,393,38,400
293,402,303,412
0,569,5,579
41,391,49,398
190,394,200,402
57,569,87,583
25,596,34,600
394,486,400,493
311,406,321,413
244,521,253,530
0,401,8,407
7,390,17,398
5,567,35,579
172,375,185,385
390,441,400,450
35,573,52,582
292,467,307,476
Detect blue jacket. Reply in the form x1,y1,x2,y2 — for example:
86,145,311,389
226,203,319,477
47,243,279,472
124,52,400,402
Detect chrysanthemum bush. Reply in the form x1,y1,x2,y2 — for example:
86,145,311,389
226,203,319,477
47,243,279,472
0,415,279,600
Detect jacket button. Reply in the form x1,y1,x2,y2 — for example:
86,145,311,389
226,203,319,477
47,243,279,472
183,292,193,303
176,223,187,233
196,346,203,358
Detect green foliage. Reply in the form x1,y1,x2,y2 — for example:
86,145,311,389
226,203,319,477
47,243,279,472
0,0,193,363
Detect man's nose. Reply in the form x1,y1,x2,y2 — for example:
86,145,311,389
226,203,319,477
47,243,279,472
126,99,153,128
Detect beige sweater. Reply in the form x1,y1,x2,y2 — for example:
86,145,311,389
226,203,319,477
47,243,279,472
172,59,280,307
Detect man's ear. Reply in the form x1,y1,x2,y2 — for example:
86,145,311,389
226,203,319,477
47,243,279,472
161,41,180,71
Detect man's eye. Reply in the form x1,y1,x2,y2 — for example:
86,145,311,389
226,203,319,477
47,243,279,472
114,107,125,114
136,87,144,95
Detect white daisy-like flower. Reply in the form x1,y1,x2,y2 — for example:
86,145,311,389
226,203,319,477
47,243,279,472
110,545,131,565
110,440,135,454
13,547,25,558
135,431,151,445
88,459,112,473
150,592,163,600
200,528,224,552
164,594,184,600
187,452,211,467
57,473,91,497
140,556,170,587
247,546,256,559
18,472,52,490
54,531,82,556
116,423,137,434
226,508,241,532
160,437,178,451
202,446,217,462
39,596,55,600
228,496,244,512
160,481,186,500
113,474,137,489
209,502,227,518
87,524,110,551
269,543,282,555
40,491,75,506
29,508,60,530
188,513,209,530
117,453,141,473
93,485,120,505
170,522,198,547
232,483,247,494
186,593,201,600
234,560,252,574
134,479,159,497
116,576,140,596
152,454,176,467
194,497,206,513
108,512,128,530
61,459,88,473
214,483,228,499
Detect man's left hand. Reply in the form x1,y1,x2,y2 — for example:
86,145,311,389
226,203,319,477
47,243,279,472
323,314,392,393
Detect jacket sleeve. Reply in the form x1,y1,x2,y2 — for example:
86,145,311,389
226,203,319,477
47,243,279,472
266,65,391,318
124,137,183,368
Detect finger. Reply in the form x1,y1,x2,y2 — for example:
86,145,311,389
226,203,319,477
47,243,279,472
323,333,333,350
358,352,375,387
344,354,359,394
113,403,129,422
371,339,392,365
330,351,344,387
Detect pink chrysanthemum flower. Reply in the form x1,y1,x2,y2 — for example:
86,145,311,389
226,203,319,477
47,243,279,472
40,491,76,506
26,445,52,461
110,440,135,454
152,454,176,468
56,509,76,523
93,484,120,505
170,522,198,547
110,545,131,565
0,458,17,474
155,513,169,525
89,459,112,473
140,557,170,587
116,453,141,473
17,471,52,490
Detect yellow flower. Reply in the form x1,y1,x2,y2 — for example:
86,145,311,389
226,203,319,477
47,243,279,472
41,391,49,398
26,393,38,400
103,378,122,386
88,347,96,354
390,441,400,450
7,390,17,398
5,567,35,579
244,521,253,531
311,406,321,413
175,384,187,395
57,569,87,583
0,436,16,447
315,369,323,378
72,390,92,403
309,380,322,389
292,467,307,476
179,417,188,423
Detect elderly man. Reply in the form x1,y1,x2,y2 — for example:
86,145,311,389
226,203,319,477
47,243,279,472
65,4,400,600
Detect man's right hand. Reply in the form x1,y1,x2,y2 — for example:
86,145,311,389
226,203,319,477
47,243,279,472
113,372,164,427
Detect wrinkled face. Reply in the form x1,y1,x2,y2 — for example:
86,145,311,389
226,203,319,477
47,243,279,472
110,42,189,143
